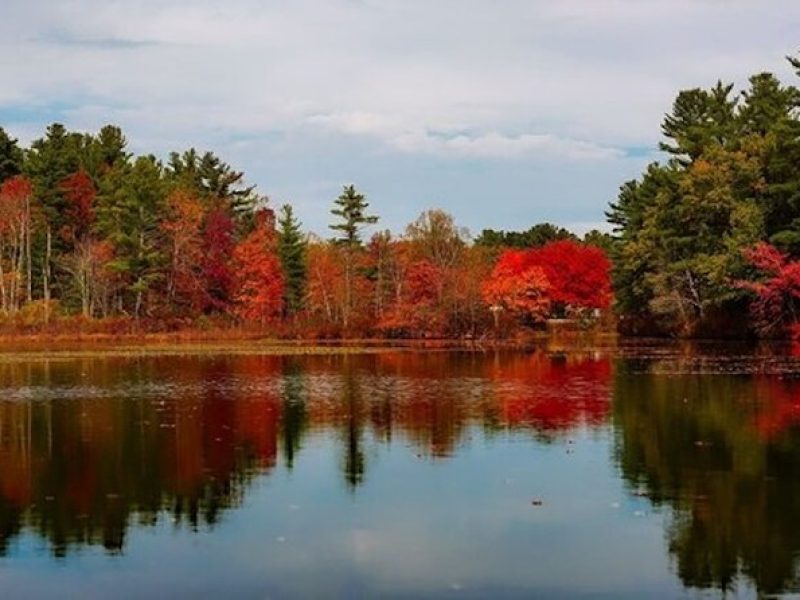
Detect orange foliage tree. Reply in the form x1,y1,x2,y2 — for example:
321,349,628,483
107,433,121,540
450,245,494,335
161,190,206,313
0,175,35,313
232,209,284,324
306,241,346,333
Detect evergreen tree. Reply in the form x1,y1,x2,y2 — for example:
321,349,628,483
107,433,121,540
95,125,131,173
582,230,613,253
738,73,799,137
25,124,83,229
97,155,167,317
278,204,307,316
0,127,23,183
24,123,85,307
167,149,256,215
660,82,737,163
329,185,378,327
330,185,378,247
475,223,576,248
737,73,800,253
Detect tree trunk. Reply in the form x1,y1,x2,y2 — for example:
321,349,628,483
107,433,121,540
343,248,352,329
0,235,6,313
16,224,25,311
25,195,32,304
135,289,142,319
43,227,51,324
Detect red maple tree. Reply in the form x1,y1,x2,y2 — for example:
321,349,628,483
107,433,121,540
738,242,800,334
202,207,235,311
378,259,445,336
59,170,96,242
482,249,552,322
526,240,612,313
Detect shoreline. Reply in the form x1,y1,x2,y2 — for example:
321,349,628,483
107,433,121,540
0,330,624,360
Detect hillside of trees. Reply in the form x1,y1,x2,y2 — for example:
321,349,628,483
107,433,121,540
0,124,611,339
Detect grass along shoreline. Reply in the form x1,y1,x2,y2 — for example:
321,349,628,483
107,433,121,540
0,330,620,360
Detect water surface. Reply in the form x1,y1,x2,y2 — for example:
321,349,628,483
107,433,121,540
0,346,798,598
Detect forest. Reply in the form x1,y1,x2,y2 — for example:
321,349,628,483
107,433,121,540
3,54,800,339
0,124,611,339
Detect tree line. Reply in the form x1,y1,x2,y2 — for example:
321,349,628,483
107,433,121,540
10,53,800,339
0,124,611,338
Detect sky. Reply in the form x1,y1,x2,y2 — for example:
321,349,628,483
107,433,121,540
1,0,799,237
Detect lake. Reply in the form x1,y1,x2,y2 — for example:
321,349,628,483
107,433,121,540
0,344,798,598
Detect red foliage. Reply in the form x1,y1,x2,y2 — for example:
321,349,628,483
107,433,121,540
405,260,441,305
378,259,445,335
59,170,96,241
492,353,612,431
527,240,612,311
232,209,284,323
0,175,33,228
0,175,32,203
738,242,800,334
481,250,551,321
202,208,235,311
751,377,800,440
482,240,612,324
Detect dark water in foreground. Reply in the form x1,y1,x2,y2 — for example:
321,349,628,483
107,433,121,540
0,346,799,599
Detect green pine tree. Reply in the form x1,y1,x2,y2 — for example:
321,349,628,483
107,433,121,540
97,155,167,317
278,204,307,316
167,149,256,215
329,185,378,327
0,127,23,183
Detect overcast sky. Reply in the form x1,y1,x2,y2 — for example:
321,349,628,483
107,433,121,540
1,0,798,237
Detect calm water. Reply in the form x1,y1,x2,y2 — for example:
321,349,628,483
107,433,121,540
0,346,798,598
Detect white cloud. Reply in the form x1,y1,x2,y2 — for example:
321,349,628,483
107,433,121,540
306,112,401,137
306,111,623,160
391,131,623,161
3,0,797,148
0,0,798,232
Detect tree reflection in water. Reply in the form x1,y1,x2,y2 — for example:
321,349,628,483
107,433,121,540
613,366,800,595
0,351,610,557
3,348,799,595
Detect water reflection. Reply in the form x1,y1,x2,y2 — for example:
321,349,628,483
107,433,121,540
0,351,610,557
613,367,800,595
1,347,798,597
